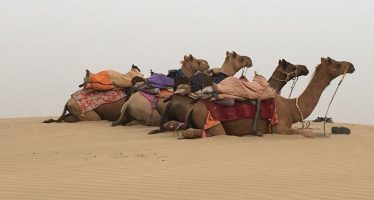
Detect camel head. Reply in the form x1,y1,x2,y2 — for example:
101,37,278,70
319,57,355,79
181,54,210,78
221,51,252,76
274,59,309,82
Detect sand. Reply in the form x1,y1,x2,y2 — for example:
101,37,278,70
1,117,374,200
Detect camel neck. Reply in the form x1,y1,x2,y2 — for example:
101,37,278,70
268,71,286,94
220,63,237,77
181,63,194,78
291,67,331,122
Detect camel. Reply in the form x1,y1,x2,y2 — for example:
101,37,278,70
43,65,143,123
150,59,309,134
112,51,253,127
177,57,354,139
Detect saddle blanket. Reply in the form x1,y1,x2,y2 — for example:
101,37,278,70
139,90,173,109
71,89,126,113
203,99,277,124
84,68,143,90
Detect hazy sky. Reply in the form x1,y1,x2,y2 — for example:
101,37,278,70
1,0,373,124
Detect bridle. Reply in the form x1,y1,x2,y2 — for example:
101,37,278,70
271,65,299,98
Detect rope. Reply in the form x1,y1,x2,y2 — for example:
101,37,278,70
323,67,349,136
295,97,305,129
288,69,299,98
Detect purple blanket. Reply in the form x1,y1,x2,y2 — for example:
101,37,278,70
147,73,174,88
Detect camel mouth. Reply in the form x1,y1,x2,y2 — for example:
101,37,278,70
347,65,355,74
299,66,309,76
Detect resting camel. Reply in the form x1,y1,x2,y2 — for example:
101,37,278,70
43,65,143,123
178,57,354,139
150,59,309,134
112,51,252,127
111,54,211,126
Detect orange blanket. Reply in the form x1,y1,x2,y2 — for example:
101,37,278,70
216,75,275,100
84,68,143,90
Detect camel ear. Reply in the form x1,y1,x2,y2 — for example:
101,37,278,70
132,64,135,67
327,57,332,63
184,55,187,60
188,54,193,60
282,59,287,66
232,51,237,57
226,51,230,56
321,57,332,64
321,57,326,63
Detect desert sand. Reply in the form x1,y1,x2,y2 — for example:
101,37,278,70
1,117,374,200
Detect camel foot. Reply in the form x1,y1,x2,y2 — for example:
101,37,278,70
179,128,203,139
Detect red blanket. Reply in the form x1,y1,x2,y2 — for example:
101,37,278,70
72,89,126,113
203,99,276,123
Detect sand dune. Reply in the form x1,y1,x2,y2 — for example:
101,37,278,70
1,117,374,199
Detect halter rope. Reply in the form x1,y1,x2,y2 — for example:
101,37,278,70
270,66,299,97
323,66,349,136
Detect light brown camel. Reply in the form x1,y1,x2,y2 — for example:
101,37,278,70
179,57,354,139
150,59,309,134
43,66,142,123
112,51,253,127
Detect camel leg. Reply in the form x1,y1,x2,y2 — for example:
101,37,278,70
67,98,101,121
179,101,227,139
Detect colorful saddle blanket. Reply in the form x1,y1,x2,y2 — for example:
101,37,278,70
139,90,173,109
71,89,126,113
203,99,277,124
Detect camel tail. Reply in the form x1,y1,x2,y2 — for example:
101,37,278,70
112,100,130,126
42,103,68,123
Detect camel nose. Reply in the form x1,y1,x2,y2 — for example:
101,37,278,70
348,65,355,73
300,65,309,75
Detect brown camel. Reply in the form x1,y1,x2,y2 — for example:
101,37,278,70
112,51,253,127
179,57,354,139
111,54,211,126
150,59,309,134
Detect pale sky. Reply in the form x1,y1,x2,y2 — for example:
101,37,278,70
0,0,373,124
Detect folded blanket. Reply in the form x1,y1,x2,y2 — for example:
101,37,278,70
147,73,175,89
84,68,143,90
216,75,275,100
